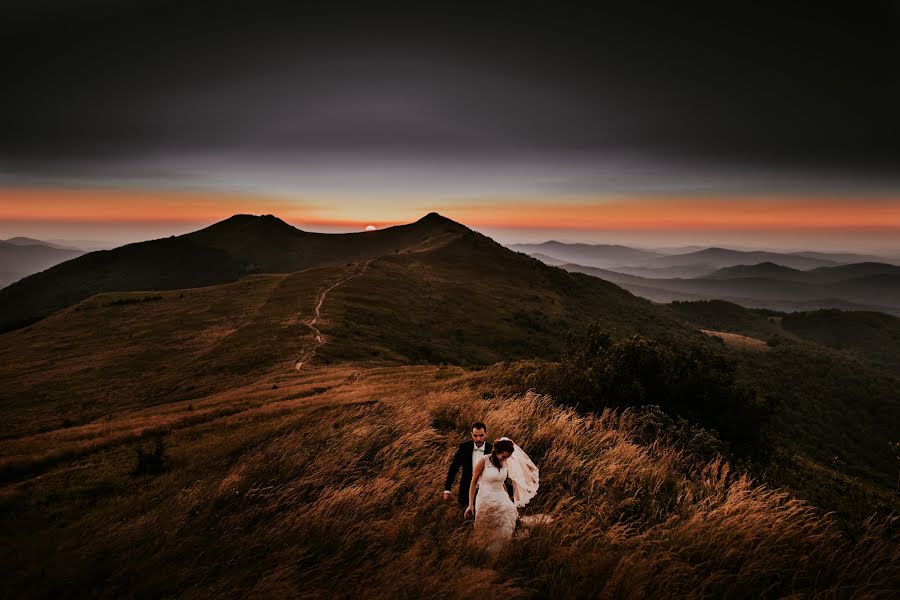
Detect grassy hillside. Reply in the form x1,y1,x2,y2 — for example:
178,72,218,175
2,214,898,596
670,301,900,377
0,267,351,442
0,213,469,333
665,300,900,493
668,300,786,340
318,229,700,365
734,340,900,488
2,367,896,598
781,310,900,374
0,221,700,444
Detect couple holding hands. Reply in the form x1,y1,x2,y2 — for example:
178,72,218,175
442,422,540,553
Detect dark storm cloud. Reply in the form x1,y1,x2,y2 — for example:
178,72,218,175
2,2,899,178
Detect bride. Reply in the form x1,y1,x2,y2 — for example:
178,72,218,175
464,437,539,553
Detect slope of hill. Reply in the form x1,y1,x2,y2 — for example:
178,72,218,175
781,310,900,374
0,240,84,289
0,215,699,440
3,368,896,598
669,300,787,340
665,299,900,488
0,213,467,332
525,252,568,266
317,229,696,366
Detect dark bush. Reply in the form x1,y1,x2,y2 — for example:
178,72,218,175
528,323,771,458
134,436,167,475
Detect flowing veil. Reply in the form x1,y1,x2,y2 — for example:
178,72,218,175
496,437,539,507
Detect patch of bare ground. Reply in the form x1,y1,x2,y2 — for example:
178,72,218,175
701,329,770,351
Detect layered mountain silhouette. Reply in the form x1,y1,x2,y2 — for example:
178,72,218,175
546,260,900,315
0,239,84,290
3,237,81,251
516,241,895,279
508,241,662,268
707,261,900,283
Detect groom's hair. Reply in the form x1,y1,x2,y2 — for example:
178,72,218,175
472,422,487,432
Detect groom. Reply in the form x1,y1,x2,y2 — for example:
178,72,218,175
443,422,494,509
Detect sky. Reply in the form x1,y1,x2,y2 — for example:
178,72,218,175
2,2,899,253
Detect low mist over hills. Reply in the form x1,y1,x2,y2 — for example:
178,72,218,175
0,238,84,290
560,261,900,315
507,241,663,269
516,241,898,280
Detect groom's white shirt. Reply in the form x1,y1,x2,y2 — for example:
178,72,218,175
472,442,486,468
444,442,487,494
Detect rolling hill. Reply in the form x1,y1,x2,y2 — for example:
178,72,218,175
2,237,80,251
781,309,900,374
645,247,840,270
0,213,488,332
507,241,662,268
0,213,698,440
707,261,900,284
0,239,84,290
555,261,900,315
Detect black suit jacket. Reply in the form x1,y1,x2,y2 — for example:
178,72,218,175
445,440,492,507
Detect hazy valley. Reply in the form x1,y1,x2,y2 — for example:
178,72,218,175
515,242,900,315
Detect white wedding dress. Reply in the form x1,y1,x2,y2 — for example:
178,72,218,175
473,438,539,554
474,456,518,554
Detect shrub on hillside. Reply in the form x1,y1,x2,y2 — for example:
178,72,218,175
133,435,167,475
526,323,771,457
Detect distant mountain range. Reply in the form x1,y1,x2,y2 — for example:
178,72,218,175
553,260,900,315
0,238,84,290
2,237,81,251
510,241,895,279
508,241,663,268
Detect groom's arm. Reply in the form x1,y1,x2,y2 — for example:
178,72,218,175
444,445,464,494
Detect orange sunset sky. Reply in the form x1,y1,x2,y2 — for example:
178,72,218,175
2,185,899,253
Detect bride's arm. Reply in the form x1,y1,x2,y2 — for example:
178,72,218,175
511,478,520,505
465,458,485,517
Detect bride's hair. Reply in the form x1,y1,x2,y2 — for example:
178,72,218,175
490,439,514,469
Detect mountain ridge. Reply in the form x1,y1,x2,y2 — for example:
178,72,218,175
0,213,471,332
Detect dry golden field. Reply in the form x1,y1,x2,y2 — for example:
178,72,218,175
2,360,898,598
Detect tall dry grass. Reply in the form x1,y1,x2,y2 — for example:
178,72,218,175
4,385,898,598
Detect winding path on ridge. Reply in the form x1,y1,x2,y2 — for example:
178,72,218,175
295,260,371,370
